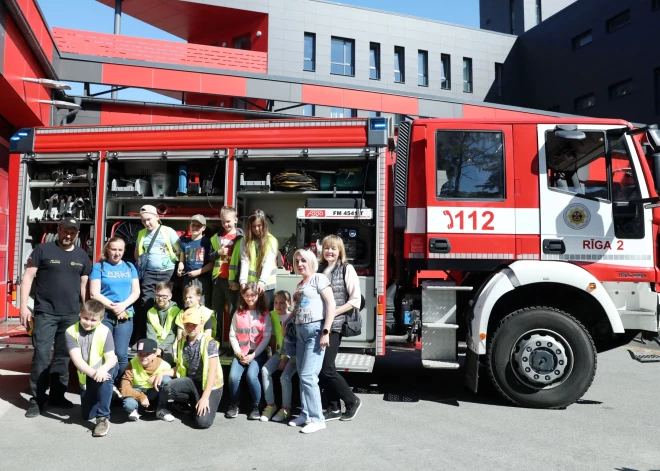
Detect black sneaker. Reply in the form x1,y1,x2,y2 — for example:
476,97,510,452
225,403,239,419
25,399,43,418
48,396,74,409
323,409,342,421
248,404,260,420
340,398,362,421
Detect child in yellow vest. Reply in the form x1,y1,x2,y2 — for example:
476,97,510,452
145,281,181,364
156,308,223,429
175,284,215,341
120,338,173,422
65,300,117,437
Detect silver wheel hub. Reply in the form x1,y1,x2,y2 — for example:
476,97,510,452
511,331,572,389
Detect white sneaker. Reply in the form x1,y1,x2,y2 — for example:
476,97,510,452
300,421,326,434
156,409,175,422
112,385,123,399
288,415,309,427
128,410,140,422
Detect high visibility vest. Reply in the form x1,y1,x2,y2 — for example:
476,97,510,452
234,310,266,355
137,226,177,262
65,322,110,389
228,237,242,283
147,305,180,343
210,234,225,280
270,310,283,352
176,333,223,390
241,235,278,289
130,357,171,389
175,306,216,338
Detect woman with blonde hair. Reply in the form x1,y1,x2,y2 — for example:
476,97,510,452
317,235,362,422
239,209,279,308
90,237,140,387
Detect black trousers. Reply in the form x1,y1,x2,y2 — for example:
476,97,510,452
163,377,222,429
30,311,79,403
319,331,357,411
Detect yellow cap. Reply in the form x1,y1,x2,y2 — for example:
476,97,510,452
182,308,203,325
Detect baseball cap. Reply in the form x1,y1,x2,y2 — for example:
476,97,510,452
135,338,158,354
190,214,207,225
140,204,158,216
182,308,203,325
59,218,80,230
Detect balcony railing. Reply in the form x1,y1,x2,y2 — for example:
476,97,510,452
52,28,268,74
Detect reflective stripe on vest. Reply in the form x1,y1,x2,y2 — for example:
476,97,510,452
147,305,180,343
269,309,283,352
130,357,171,389
228,238,241,282
137,226,177,262
235,311,266,355
244,235,278,289
175,333,223,390
65,322,109,389
210,234,222,280
175,306,216,338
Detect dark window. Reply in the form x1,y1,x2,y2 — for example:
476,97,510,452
369,42,380,80
418,50,428,86
331,37,355,76
495,63,504,97
233,35,251,50
510,0,516,34
536,0,542,24
302,104,315,116
572,30,593,50
606,10,631,33
574,93,595,111
609,78,633,100
436,131,505,200
330,107,357,118
655,68,660,115
441,54,451,90
463,58,473,93
369,111,381,117
304,33,316,72
394,46,405,83
654,0,660,11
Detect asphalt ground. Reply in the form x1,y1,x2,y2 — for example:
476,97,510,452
0,341,659,471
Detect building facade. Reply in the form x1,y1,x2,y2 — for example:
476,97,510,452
480,0,577,35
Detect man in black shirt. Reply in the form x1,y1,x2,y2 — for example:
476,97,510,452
20,218,92,418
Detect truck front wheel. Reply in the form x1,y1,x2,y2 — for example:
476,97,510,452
487,306,597,409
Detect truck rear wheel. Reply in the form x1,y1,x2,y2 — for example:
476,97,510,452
487,306,597,409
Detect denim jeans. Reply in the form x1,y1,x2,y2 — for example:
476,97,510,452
81,377,113,420
162,377,223,429
261,354,298,407
122,375,171,413
296,321,325,423
102,315,133,386
228,352,268,404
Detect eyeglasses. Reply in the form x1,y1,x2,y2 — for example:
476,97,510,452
155,295,170,300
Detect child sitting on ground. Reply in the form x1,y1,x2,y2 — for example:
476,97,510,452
120,337,173,422
146,281,181,365
65,299,117,438
175,284,215,341
260,290,298,422
225,282,272,420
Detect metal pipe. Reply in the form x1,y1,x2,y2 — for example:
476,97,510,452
111,0,122,99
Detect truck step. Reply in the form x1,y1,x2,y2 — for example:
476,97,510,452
335,353,376,373
422,323,458,362
422,360,460,369
423,285,473,291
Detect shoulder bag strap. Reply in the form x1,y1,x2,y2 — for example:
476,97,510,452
144,224,162,256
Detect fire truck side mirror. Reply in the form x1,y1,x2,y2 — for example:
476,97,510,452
553,124,586,141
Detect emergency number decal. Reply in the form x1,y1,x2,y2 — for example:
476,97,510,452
297,208,373,220
427,207,539,234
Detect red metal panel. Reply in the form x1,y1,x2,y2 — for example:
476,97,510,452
153,69,201,93
381,94,418,115
53,28,268,74
512,124,539,209
99,104,243,125
344,89,382,112
302,84,344,107
102,63,154,88
200,74,246,97
463,104,549,120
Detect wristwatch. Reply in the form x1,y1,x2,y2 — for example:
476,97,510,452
322,328,330,335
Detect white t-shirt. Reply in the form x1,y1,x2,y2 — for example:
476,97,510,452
293,273,331,324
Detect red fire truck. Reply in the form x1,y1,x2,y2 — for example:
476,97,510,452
6,116,660,409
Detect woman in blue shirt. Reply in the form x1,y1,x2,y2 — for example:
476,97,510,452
90,237,140,386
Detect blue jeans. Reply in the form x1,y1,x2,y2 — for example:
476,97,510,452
81,377,113,420
296,321,325,423
102,315,133,385
261,354,298,407
122,376,171,413
229,352,268,404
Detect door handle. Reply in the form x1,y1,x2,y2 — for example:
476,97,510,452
430,238,451,254
542,239,566,255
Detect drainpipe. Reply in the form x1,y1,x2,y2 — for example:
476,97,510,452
111,0,122,99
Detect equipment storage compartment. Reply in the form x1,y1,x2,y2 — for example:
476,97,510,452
234,146,380,347
103,149,227,264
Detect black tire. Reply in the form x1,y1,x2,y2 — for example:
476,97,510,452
487,306,597,409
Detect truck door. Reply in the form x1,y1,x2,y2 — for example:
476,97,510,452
426,124,515,266
538,125,655,280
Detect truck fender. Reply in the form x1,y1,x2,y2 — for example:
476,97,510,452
469,261,625,355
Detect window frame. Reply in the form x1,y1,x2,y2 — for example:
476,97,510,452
463,57,473,93
655,67,660,116
330,36,355,77
574,92,596,111
654,0,660,12
440,54,451,90
608,78,633,100
369,42,381,80
510,0,516,34
495,63,504,97
418,50,429,87
606,10,631,33
572,30,593,50
330,107,357,118
536,0,542,24
304,33,316,72
302,104,315,116
394,46,405,83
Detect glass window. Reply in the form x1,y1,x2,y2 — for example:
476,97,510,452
606,10,631,33
655,68,660,116
440,54,451,90
304,33,316,72
654,0,660,11
418,50,428,86
572,30,593,50
536,0,542,24
610,133,643,239
394,46,405,83
574,93,595,111
330,107,357,118
331,37,355,76
463,58,473,93
369,43,380,80
495,63,504,97
369,111,381,117
510,0,516,34
302,104,315,116
233,35,251,50
609,79,633,100
435,131,504,200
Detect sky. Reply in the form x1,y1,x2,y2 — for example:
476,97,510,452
36,0,480,102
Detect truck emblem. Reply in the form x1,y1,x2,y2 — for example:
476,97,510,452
563,203,591,230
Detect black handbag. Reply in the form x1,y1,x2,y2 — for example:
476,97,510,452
341,265,363,338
